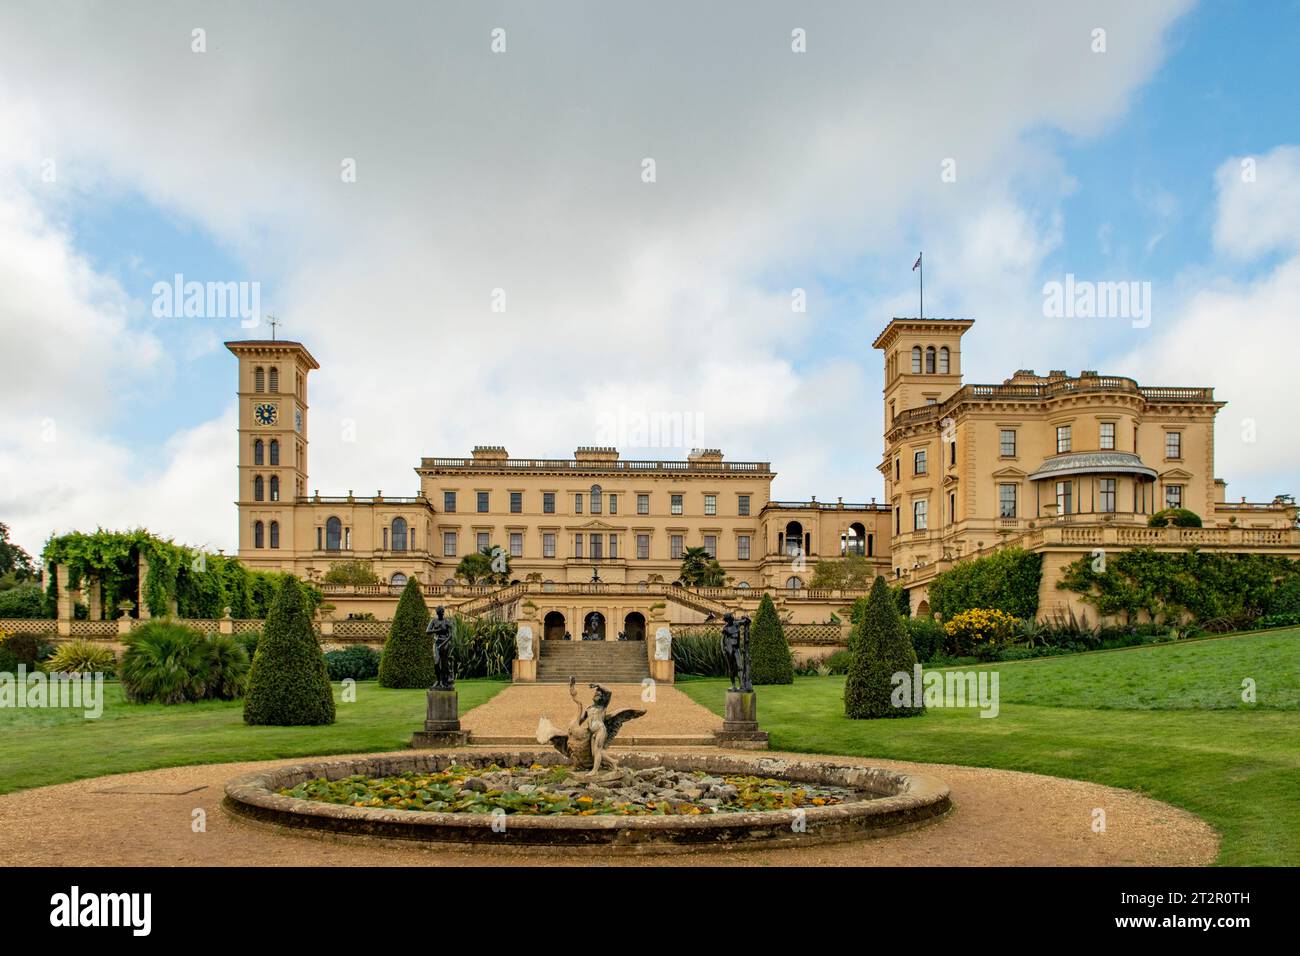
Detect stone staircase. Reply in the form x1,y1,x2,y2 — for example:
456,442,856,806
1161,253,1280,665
534,640,651,684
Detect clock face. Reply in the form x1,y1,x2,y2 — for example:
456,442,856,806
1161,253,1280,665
253,402,278,426
294,408,303,433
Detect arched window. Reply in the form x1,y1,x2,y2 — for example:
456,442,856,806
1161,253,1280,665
392,517,408,551
253,475,264,501
254,367,265,392
269,439,279,465
736,581,751,590
325,516,342,551
911,346,922,373
269,476,279,501
268,367,279,392
254,520,264,548
925,346,936,373
269,520,280,549
253,439,264,465
390,572,408,587
786,576,803,591
590,484,602,514
939,346,950,374
444,578,457,588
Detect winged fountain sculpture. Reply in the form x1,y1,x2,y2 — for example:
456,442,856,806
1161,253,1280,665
537,677,646,772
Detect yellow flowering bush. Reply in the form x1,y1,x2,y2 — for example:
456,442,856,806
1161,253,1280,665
943,608,1021,659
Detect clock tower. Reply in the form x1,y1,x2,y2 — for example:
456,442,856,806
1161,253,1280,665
225,339,319,566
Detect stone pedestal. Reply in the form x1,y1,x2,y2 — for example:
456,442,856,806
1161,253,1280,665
512,657,537,682
713,688,769,749
409,688,469,748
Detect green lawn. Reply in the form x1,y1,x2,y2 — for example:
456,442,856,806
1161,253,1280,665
679,629,1300,866
0,679,507,795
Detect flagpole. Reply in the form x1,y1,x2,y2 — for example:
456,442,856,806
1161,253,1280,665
919,252,923,320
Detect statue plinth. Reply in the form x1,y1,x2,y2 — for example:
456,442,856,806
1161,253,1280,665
410,687,469,748
713,688,769,750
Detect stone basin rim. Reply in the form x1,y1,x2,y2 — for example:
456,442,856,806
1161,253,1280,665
222,750,951,849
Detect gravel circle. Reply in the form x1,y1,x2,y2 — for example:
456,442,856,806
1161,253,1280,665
0,747,1217,866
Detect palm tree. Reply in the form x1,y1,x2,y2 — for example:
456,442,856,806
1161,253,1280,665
456,546,511,586
678,546,727,587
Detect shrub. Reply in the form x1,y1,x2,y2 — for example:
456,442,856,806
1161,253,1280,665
378,579,436,688
1,632,43,666
824,650,854,675
42,639,117,676
845,576,923,719
749,593,794,685
943,608,1021,660
120,622,249,703
0,644,18,674
325,645,381,681
928,547,1043,621
1059,549,1298,626
243,577,335,725
235,629,261,662
450,616,517,679
1267,575,1300,617
903,616,946,663
0,582,49,618
1148,508,1203,528
670,628,728,677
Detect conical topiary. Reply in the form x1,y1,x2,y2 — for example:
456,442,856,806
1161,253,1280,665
749,592,794,685
243,576,335,725
378,577,436,688
845,575,924,719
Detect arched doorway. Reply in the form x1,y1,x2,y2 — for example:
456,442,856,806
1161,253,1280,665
544,611,566,641
623,611,646,642
582,611,606,641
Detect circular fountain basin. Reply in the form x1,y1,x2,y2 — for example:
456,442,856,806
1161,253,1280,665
223,750,950,853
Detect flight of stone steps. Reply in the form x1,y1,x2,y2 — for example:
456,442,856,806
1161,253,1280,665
534,640,651,684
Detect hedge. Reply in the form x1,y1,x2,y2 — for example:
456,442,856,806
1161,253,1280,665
927,547,1043,621
1059,548,1300,628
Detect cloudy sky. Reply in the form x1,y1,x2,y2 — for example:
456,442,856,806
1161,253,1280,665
1,0,1297,557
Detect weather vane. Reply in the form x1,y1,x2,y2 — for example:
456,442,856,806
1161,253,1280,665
267,314,280,340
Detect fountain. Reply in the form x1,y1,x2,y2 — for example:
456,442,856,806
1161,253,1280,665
223,675,951,852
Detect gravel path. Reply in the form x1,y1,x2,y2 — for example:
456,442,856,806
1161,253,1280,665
461,682,723,738
0,747,1217,866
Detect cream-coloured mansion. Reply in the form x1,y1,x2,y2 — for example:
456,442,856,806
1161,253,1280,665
226,321,1297,633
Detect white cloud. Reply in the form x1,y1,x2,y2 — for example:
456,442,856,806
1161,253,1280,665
0,0,1209,552
1213,145,1300,260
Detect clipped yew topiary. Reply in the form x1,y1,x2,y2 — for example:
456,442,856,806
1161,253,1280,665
378,577,436,688
749,593,794,685
243,576,334,726
845,576,924,719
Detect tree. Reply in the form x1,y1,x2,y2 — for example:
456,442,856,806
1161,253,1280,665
845,575,924,719
243,576,335,725
809,554,875,589
678,546,727,587
378,577,437,688
0,522,36,584
322,559,380,586
749,593,793,684
456,546,510,585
